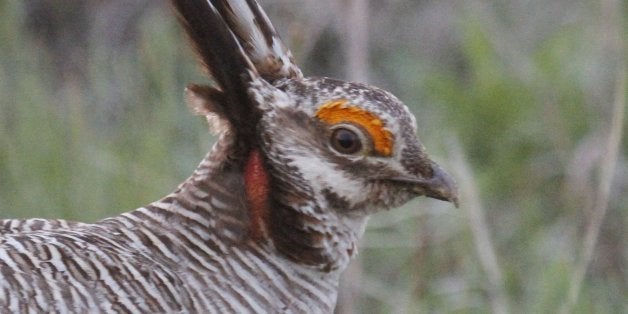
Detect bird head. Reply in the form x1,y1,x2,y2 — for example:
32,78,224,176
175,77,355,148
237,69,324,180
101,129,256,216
254,77,457,216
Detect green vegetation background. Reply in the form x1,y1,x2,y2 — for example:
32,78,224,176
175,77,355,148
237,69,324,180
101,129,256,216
0,1,625,313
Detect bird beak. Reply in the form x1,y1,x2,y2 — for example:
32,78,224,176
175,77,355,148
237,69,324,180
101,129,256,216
389,163,459,208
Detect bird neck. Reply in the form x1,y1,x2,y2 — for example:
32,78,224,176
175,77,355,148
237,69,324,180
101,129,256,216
137,138,348,311
258,152,368,273
184,135,366,274
130,158,342,311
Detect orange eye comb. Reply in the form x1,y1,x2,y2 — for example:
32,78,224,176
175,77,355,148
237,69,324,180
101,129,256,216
316,100,394,156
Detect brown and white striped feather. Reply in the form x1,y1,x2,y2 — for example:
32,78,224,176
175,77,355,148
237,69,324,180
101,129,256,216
0,151,341,312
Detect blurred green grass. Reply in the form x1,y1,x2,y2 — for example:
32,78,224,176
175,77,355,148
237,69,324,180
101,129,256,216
0,1,625,313
0,2,211,220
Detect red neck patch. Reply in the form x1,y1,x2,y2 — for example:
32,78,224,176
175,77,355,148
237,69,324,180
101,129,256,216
243,149,270,240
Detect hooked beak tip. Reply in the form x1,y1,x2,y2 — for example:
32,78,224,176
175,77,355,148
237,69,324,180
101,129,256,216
423,164,459,207
382,163,459,208
433,190,459,208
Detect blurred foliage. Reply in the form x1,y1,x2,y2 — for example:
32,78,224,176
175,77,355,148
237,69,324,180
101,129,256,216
0,0,625,313
0,1,211,220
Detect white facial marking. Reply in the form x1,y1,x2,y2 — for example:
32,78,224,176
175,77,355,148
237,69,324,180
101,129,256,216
288,154,367,208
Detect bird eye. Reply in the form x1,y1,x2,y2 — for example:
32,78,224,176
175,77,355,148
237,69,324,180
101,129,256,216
330,127,363,154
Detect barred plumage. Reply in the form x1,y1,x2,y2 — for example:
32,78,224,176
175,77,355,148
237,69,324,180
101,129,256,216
1,149,341,312
1,0,458,312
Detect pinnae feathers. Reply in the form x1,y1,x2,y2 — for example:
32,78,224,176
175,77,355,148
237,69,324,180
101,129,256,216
214,0,303,81
170,0,261,148
246,0,304,80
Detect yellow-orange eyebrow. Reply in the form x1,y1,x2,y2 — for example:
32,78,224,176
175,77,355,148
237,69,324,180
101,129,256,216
316,99,394,156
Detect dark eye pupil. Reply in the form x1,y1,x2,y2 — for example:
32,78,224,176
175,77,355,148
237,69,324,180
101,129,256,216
337,132,354,149
331,128,362,154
